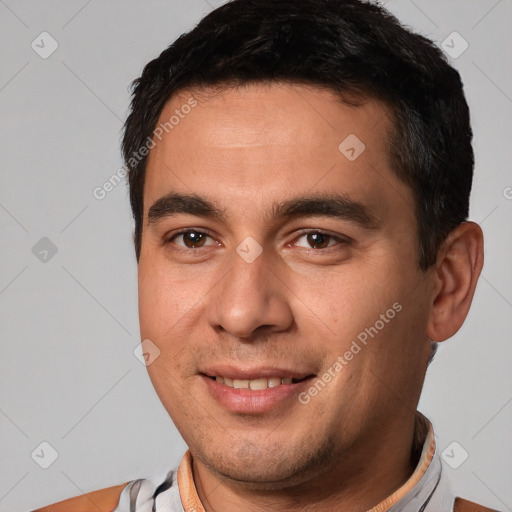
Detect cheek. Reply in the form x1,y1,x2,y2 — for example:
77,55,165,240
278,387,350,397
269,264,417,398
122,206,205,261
291,255,429,390
138,254,201,338
138,269,170,339
292,263,403,342
137,255,215,387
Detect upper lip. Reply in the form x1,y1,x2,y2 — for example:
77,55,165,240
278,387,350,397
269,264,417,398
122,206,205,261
201,366,315,381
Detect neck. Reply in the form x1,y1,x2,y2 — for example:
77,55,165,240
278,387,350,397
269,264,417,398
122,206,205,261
192,413,425,512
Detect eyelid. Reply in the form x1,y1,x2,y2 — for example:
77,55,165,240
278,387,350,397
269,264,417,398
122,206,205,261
164,228,219,247
290,229,352,249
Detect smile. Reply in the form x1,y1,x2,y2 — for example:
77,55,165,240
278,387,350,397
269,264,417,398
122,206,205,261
210,375,303,390
201,369,315,413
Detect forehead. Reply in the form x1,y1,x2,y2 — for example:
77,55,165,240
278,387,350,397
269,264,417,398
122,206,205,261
162,82,391,149
143,82,412,223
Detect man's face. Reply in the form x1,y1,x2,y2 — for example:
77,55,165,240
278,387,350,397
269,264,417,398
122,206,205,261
138,83,434,485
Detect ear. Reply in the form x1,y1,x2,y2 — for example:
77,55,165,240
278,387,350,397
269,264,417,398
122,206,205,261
426,221,484,342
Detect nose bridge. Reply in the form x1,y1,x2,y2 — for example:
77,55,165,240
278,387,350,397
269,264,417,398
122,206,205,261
227,251,266,301
207,244,293,338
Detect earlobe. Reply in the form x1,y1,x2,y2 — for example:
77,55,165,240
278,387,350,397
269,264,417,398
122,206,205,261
426,221,484,342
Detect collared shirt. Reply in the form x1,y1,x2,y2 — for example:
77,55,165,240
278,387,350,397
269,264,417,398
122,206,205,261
113,414,456,512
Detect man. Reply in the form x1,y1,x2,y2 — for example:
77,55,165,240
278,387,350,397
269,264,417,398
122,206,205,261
35,0,494,510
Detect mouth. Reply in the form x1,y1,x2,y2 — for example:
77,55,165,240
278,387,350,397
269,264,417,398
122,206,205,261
199,368,316,413
203,374,310,390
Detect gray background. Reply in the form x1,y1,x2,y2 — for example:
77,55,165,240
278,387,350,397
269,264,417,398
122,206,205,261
0,1,511,511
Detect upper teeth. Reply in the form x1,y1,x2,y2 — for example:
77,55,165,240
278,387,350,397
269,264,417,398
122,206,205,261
215,376,293,390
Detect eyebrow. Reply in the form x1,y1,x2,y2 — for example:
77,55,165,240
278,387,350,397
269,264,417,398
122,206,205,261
148,193,226,224
147,192,380,230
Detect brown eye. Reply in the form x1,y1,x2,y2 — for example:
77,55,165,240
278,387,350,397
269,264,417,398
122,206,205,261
294,232,337,249
306,232,331,249
182,231,206,248
174,230,209,248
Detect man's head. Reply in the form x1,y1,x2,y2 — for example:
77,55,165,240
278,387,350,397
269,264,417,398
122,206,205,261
123,0,483,497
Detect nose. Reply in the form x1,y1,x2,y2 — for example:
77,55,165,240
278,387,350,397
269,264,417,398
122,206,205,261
206,244,294,340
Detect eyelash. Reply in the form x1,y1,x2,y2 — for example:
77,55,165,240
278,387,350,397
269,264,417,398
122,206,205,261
164,229,351,252
165,229,218,249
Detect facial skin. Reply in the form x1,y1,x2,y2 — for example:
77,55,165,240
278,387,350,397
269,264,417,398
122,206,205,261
138,83,483,512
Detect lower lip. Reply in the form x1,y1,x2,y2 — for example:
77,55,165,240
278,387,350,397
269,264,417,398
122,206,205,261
201,375,313,414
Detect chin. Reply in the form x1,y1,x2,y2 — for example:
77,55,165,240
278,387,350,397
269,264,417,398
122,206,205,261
195,436,336,489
